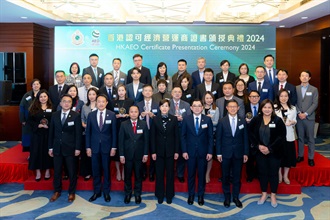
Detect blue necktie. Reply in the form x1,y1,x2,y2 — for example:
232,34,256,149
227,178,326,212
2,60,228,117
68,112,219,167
231,117,236,137
269,69,273,85
253,106,257,117
108,88,112,100
195,117,199,134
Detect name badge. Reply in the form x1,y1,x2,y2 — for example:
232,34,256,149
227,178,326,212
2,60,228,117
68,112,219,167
219,79,224,83
166,80,170,83
209,110,216,115
114,107,119,112
76,80,81,83
120,78,125,81
201,124,208,129
46,109,52,112
306,92,312,96
186,94,191,98
105,120,111,124
138,88,143,92
212,91,217,95
99,73,102,78
72,107,76,111
152,109,158,113
137,129,143,134
180,108,186,114
239,124,244,130
68,121,74,126
288,90,290,94
113,94,117,98
262,89,268,92
269,123,276,128
25,96,32,101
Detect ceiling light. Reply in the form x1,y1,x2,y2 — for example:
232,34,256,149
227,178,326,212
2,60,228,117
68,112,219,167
301,16,308,19
279,25,285,28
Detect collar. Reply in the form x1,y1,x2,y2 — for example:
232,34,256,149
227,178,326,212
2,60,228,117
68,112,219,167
229,114,238,120
98,109,106,114
224,95,234,100
301,83,309,88
61,109,70,115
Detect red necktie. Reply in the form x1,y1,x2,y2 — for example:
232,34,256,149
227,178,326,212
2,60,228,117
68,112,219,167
280,84,284,90
132,121,137,134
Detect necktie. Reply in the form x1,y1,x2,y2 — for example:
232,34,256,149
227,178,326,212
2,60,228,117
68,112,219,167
231,117,236,137
108,88,112,100
132,121,137,134
269,70,273,85
146,101,150,129
175,102,179,115
257,82,261,92
195,117,199,134
114,72,119,86
58,86,62,98
253,106,257,117
61,112,67,126
280,84,283,90
99,112,103,130
94,68,98,83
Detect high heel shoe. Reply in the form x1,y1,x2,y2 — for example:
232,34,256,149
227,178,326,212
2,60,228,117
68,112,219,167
35,177,41,182
116,171,121,181
284,177,290,184
257,195,268,205
44,175,51,180
271,202,278,208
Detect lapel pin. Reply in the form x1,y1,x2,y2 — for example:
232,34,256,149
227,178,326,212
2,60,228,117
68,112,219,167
69,115,71,118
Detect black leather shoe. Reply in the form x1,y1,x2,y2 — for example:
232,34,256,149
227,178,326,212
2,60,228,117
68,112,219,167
135,195,141,204
224,198,230,208
233,198,243,208
296,156,304,163
142,174,147,181
89,193,101,202
63,175,69,180
124,194,131,204
198,196,204,206
157,197,163,204
187,195,194,205
84,175,91,181
149,175,155,182
178,176,184,183
246,177,253,183
166,198,172,204
104,193,111,202
218,177,222,182
308,159,315,167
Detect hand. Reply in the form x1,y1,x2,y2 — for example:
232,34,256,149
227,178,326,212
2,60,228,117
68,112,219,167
182,152,189,160
206,154,212,161
217,155,222,162
245,118,251,123
120,157,125,164
298,113,307,120
148,112,155,118
206,114,212,118
116,114,121,118
152,154,157,161
86,148,92,157
140,112,147,117
22,122,26,126
75,150,80,156
82,122,87,128
176,115,183,121
48,149,53,157
110,149,116,157
142,155,148,163
43,124,48,129
243,155,248,163
38,124,44,128
174,153,179,160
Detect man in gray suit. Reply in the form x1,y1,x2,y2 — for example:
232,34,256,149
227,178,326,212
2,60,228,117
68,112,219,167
296,70,319,166
110,58,127,87
82,53,105,88
216,82,245,119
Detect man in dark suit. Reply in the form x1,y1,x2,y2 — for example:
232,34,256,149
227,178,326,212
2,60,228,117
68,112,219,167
127,54,151,85
181,100,213,206
264,54,278,85
48,94,82,203
99,72,117,111
215,60,236,97
273,69,297,105
48,70,69,111
85,94,117,202
137,84,159,181
195,68,220,100
172,59,192,90
126,67,144,104
248,66,274,102
191,57,206,89
82,53,105,88
119,106,149,204
110,58,127,87
216,99,248,208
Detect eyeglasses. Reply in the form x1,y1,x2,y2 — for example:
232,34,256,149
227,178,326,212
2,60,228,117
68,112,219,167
227,105,238,108
192,105,203,108
249,96,260,98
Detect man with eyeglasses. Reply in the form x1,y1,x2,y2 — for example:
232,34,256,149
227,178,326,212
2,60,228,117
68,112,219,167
181,100,213,206
248,66,274,102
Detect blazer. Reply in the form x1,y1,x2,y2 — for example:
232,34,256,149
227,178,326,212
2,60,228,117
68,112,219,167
191,70,204,89
273,82,297,105
245,102,259,117
195,82,220,100
118,119,149,161
295,84,319,120
152,92,171,105
248,80,274,102
248,115,286,158
275,106,297,142
85,109,117,154
137,99,159,126
48,110,82,156
181,114,213,158
48,84,69,111
56,99,84,113
215,96,245,119
126,82,144,104
215,71,236,85
181,88,195,105
264,68,278,85
109,70,127,87
169,99,192,119
150,114,179,157
172,71,192,90
99,86,118,111
82,66,105,88
236,75,255,86
127,66,152,85
152,76,173,93
216,115,248,159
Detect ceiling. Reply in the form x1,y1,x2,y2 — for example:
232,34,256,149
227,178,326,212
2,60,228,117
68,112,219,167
0,0,329,28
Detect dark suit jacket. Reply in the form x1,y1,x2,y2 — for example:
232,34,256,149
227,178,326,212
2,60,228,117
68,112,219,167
118,120,149,161
248,115,286,158
216,115,248,159
191,70,204,89
82,66,105,88
109,70,127,86
98,86,117,111
172,71,192,90
273,82,297,105
48,110,82,156
85,109,117,154
49,84,69,111
150,114,179,157
195,82,220,100
127,66,151,85
181,114,213,158
215,71,236,97
248,80,274,102
169,99,192,120
126,82,144,104
215,96,245,119
137,99,159,127
264,68,278,85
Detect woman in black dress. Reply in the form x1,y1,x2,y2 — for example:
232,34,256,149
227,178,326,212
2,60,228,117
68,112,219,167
28,89,53,181
112,84,134,181
180,76,195,105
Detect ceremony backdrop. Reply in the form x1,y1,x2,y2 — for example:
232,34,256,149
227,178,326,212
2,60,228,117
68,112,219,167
55,25,276,79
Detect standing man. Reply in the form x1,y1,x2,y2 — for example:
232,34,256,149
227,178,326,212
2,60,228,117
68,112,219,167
126,67,145,104
85,94,117,202
99,73,117,111
48,70,69,111
195,68,220,100
191,57,206,89
215,60,236,97
110,58,127,87
296,70,319,166
273,69,297,105
172,59,192,89
264,54,278,86
78,73,98,104
83,53,105,88
181,100,213,206
248,66,274,102
48,94,82,202
127,54,151,85
216,99,248,208
119,106,149,204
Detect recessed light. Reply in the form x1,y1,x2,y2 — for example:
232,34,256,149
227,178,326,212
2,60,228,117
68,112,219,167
21,16,27,19
301,16,308,19
279,25,285,28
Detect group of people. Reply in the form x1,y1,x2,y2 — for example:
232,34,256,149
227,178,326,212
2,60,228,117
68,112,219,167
19,53,318,208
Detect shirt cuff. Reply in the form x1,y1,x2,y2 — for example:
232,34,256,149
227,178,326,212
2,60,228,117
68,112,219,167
144,155,148,157
305,112,309,116
112,148,117,150
120,156,124,158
